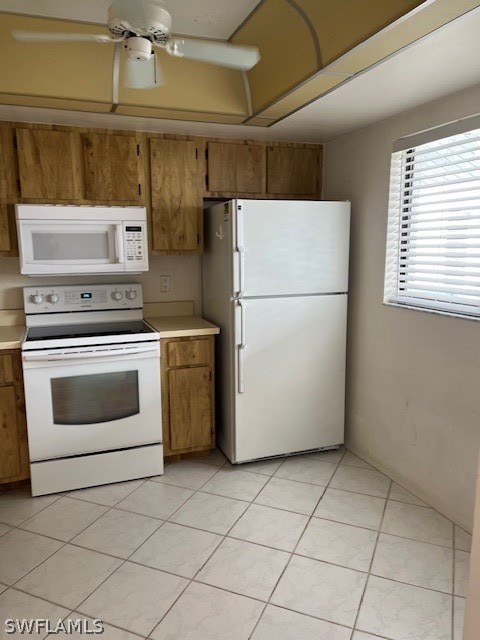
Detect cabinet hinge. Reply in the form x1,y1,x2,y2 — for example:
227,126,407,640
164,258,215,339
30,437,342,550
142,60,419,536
195,148,198,159
205,174,209,191
138,184,142,196
209,370,212,381
197,233,200,245
136,144,140,156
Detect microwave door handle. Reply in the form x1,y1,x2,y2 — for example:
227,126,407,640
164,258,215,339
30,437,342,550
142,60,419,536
115,224,125,264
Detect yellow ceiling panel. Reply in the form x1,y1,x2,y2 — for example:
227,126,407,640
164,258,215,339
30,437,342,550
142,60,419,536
328,0,480,73
244,117,277,127
257,73,346,118
0,14,114,102
115,105,245,124
294,0,424,67
0,93,112,113
328,0,480,75
232,0,318,113
119,50,248,115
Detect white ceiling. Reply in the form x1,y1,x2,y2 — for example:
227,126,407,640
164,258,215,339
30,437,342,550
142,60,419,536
0,0,263,39
0,2,479,142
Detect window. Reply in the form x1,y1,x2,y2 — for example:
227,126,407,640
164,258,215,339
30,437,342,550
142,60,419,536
384,122,480,319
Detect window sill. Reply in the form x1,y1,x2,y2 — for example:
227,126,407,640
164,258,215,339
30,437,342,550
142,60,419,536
382,301,480,323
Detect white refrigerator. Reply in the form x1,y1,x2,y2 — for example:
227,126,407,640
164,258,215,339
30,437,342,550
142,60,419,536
202,199,350,463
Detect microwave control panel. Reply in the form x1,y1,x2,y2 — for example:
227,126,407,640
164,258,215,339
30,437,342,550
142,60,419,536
125,225,145,263
23,283,143,314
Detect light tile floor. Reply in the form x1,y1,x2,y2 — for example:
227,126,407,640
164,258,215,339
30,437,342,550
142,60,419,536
0,448,471,640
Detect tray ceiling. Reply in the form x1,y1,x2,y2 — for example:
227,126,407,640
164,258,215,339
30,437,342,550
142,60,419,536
0,0,479,136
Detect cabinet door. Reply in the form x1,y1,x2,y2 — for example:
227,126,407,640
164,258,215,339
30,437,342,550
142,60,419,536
0,386,22,480
267,146,321,196
82,133,141,202
150,138,203,252
0,127,17,254
168,366,213,451
16,128,84,200
207,142,265,194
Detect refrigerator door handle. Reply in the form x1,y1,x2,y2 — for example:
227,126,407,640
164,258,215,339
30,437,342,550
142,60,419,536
235,300,246,394
238,249,245,298
233,250,241,296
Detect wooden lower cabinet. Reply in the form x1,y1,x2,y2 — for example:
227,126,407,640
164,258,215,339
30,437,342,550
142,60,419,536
161,335,215,459
0,350,29,484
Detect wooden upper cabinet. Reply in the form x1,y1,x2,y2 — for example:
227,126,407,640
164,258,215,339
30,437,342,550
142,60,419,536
207,142,265,194
150,138,203,253
266,146,322,196
82,133,141,203
16,128,84,201
0,127,17,254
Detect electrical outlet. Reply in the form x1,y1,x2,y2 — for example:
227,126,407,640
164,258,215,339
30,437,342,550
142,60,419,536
160,275,171,293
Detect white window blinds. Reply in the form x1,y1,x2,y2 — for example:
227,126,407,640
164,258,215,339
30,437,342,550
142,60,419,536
384,126,480,318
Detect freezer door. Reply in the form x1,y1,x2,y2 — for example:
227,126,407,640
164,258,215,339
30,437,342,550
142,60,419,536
236,200,350,296
232,294,347,463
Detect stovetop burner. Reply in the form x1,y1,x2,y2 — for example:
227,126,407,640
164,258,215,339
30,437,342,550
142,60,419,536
25,320,156,342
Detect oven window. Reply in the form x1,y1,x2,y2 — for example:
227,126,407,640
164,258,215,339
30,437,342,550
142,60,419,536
51,371,139,425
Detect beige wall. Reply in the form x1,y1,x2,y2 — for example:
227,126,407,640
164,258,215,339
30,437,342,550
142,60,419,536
0,255,201,313
323,84,480,531
464,452,480,638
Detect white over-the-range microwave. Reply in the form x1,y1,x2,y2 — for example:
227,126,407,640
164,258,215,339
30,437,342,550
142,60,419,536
15,204,149,276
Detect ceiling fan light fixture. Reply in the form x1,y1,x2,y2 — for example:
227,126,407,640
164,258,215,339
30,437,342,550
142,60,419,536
125,36,152,61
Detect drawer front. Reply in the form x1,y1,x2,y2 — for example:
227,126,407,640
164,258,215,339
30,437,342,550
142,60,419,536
167,339,211,368
0,354,14,385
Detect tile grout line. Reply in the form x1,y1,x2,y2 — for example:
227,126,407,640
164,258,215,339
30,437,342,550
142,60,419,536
350,477,393,636
2,449,466,639
69,469,216,639
140,452,270,637
6,480,157,611
245,448,348,639
143,450,341,638
141,468,265,637
0,491,65,528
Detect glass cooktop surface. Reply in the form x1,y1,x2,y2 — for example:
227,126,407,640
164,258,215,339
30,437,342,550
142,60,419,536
25,320,156,342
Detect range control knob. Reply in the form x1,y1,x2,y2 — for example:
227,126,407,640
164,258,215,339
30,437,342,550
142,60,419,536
125,290,137,301
31,293,44,305
47,293,59,304
111,291,123,301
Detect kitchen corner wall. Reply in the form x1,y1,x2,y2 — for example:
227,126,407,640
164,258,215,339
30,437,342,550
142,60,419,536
323,83,480,531
0,255,201,312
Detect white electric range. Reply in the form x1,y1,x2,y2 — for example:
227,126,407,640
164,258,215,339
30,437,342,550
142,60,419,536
21,283,163,496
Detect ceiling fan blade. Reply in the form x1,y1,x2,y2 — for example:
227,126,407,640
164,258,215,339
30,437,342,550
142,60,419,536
124,54,162,89
12,30,114,43
165,37,260,71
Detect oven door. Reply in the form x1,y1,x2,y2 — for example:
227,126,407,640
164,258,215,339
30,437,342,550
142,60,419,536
22,344,161,461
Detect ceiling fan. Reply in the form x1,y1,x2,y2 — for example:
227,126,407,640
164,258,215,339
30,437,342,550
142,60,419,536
12,0,261,89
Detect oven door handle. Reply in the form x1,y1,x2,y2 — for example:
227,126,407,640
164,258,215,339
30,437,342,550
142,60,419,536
23,345,158,362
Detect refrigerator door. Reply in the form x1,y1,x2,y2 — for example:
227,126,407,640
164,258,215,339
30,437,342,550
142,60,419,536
232,293,347,463
236,199,350,296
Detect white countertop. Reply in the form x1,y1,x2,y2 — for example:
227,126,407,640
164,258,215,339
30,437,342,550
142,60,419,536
0,325,25,350
146,315,220,338
0,315,219,350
